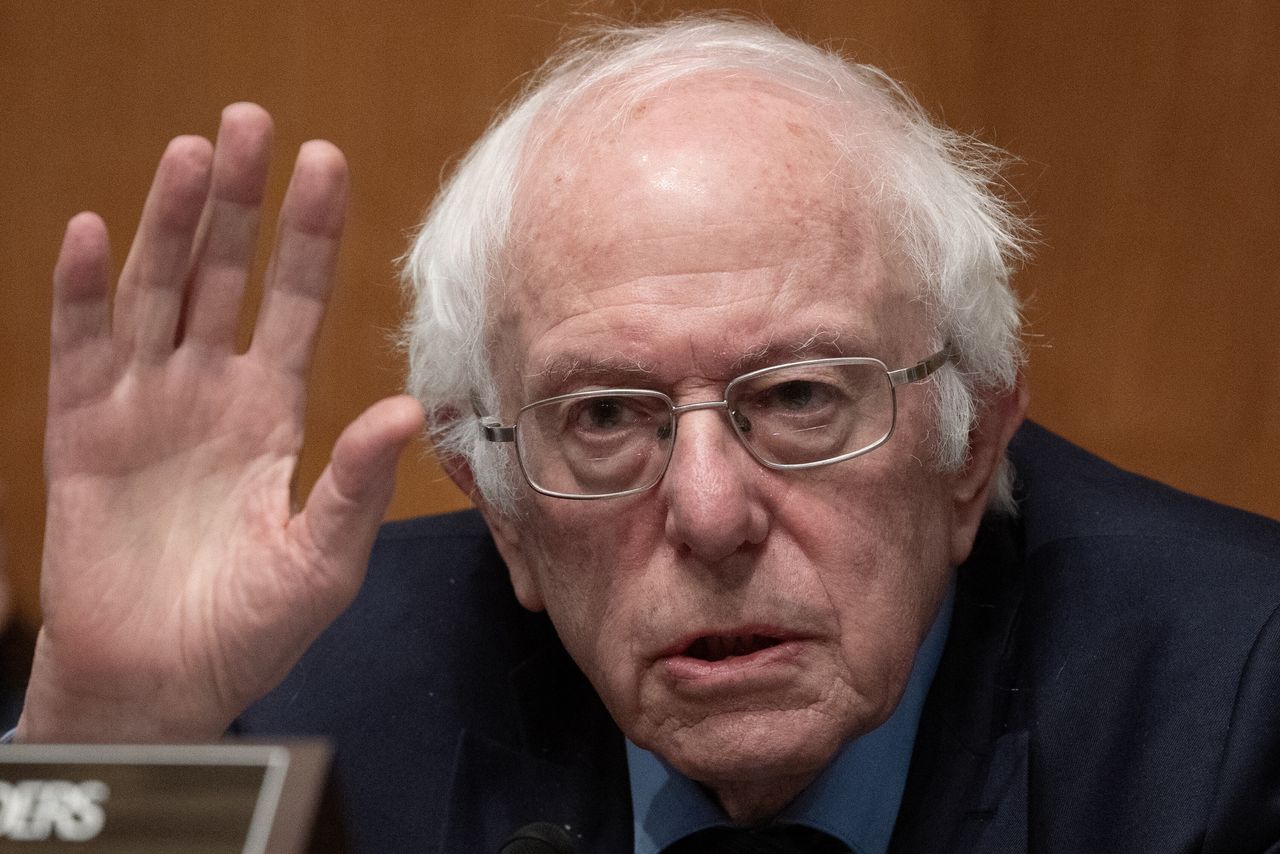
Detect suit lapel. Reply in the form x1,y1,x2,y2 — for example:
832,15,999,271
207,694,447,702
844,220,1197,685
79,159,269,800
967,730,1029,854
441,634,632,852
890,513,1031,854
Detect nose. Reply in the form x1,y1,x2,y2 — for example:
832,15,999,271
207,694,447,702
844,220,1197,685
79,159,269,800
660,408,769,564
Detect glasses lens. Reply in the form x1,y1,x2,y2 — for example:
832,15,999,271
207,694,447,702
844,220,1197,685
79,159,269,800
727,360,893,466
517,392,674,496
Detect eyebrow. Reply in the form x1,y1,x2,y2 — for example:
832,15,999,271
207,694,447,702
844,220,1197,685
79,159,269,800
526,354,657,396
526,328,876,396
727,328,871,373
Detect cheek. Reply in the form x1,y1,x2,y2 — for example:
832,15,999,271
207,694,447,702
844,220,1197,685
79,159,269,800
778,455,954,700
520,499,668,701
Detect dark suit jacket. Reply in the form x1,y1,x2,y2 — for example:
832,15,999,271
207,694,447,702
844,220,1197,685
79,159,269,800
240,423,1280,853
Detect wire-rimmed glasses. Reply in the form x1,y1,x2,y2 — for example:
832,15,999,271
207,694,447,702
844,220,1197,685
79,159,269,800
475,345,953,499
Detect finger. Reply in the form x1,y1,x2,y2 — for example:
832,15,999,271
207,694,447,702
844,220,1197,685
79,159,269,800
248,140,348,375
293,396,425,608
51,212,112,352
113,135,214,359
180,103,273,349
49,213,114,410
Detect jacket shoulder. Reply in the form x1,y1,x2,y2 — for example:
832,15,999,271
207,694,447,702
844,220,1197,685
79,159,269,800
1009,421,1280,559
1000,424,1280,851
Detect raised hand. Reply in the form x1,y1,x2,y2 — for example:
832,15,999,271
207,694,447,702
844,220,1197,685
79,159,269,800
17,104,424,742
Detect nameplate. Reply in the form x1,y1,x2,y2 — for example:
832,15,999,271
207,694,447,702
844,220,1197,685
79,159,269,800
0,741,331,852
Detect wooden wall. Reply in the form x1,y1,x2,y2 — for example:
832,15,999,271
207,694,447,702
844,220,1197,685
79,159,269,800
1,0,1277,626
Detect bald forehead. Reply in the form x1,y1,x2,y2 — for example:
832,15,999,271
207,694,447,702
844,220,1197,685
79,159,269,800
483,71,922,398
533,72,838,171
507,73,872,290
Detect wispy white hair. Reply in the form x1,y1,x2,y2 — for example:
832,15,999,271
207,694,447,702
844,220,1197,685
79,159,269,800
401,15,1028,515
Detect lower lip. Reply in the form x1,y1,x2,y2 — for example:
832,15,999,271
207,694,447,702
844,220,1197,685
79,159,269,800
661,639,807,685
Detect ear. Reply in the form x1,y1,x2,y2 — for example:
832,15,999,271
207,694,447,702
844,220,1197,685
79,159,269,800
439,450,547,613
947,373,1030,566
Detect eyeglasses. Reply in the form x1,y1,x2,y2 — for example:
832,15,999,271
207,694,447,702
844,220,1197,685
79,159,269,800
475,345,953,500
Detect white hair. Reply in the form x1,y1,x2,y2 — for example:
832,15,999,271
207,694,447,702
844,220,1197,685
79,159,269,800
401,15,1028,515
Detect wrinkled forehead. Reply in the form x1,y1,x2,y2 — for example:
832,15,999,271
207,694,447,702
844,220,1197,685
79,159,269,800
490,73,919,387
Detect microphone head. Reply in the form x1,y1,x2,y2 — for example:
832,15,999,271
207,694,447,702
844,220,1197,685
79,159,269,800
498,822,577,854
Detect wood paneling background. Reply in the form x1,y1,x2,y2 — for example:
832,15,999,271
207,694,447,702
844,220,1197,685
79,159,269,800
2,1,1277,626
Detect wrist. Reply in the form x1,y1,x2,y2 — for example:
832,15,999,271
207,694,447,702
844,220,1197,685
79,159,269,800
17,633,230,744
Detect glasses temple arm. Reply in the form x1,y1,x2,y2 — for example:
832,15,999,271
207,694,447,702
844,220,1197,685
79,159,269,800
471,395,517,443
887,343,954,386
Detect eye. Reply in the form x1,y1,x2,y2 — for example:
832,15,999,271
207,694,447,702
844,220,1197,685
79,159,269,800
574,396,630,431
752,379,835,413
560,394,668,437
769,380,821,410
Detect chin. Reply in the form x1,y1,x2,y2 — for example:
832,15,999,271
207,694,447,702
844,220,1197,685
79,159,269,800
652,705,854,789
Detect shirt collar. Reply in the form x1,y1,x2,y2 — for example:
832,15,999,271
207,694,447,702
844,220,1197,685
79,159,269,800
627,578,954,854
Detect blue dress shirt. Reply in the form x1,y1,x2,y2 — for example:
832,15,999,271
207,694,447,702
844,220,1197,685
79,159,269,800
627,579,954,854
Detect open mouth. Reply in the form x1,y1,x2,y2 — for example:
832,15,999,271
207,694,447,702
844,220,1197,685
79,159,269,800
683,634,784,662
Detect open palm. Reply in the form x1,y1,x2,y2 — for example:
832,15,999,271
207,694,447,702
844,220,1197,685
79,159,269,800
19,104,423,742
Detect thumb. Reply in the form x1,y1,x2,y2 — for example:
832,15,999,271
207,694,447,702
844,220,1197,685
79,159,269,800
293,395,425,606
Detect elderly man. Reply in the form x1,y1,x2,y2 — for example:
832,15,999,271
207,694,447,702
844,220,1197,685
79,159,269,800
16,17,1280,854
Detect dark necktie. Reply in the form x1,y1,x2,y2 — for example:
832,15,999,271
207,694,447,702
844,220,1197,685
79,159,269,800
664,824,851,853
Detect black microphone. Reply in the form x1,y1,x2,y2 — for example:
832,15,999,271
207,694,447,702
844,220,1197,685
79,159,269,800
498,822,577,854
